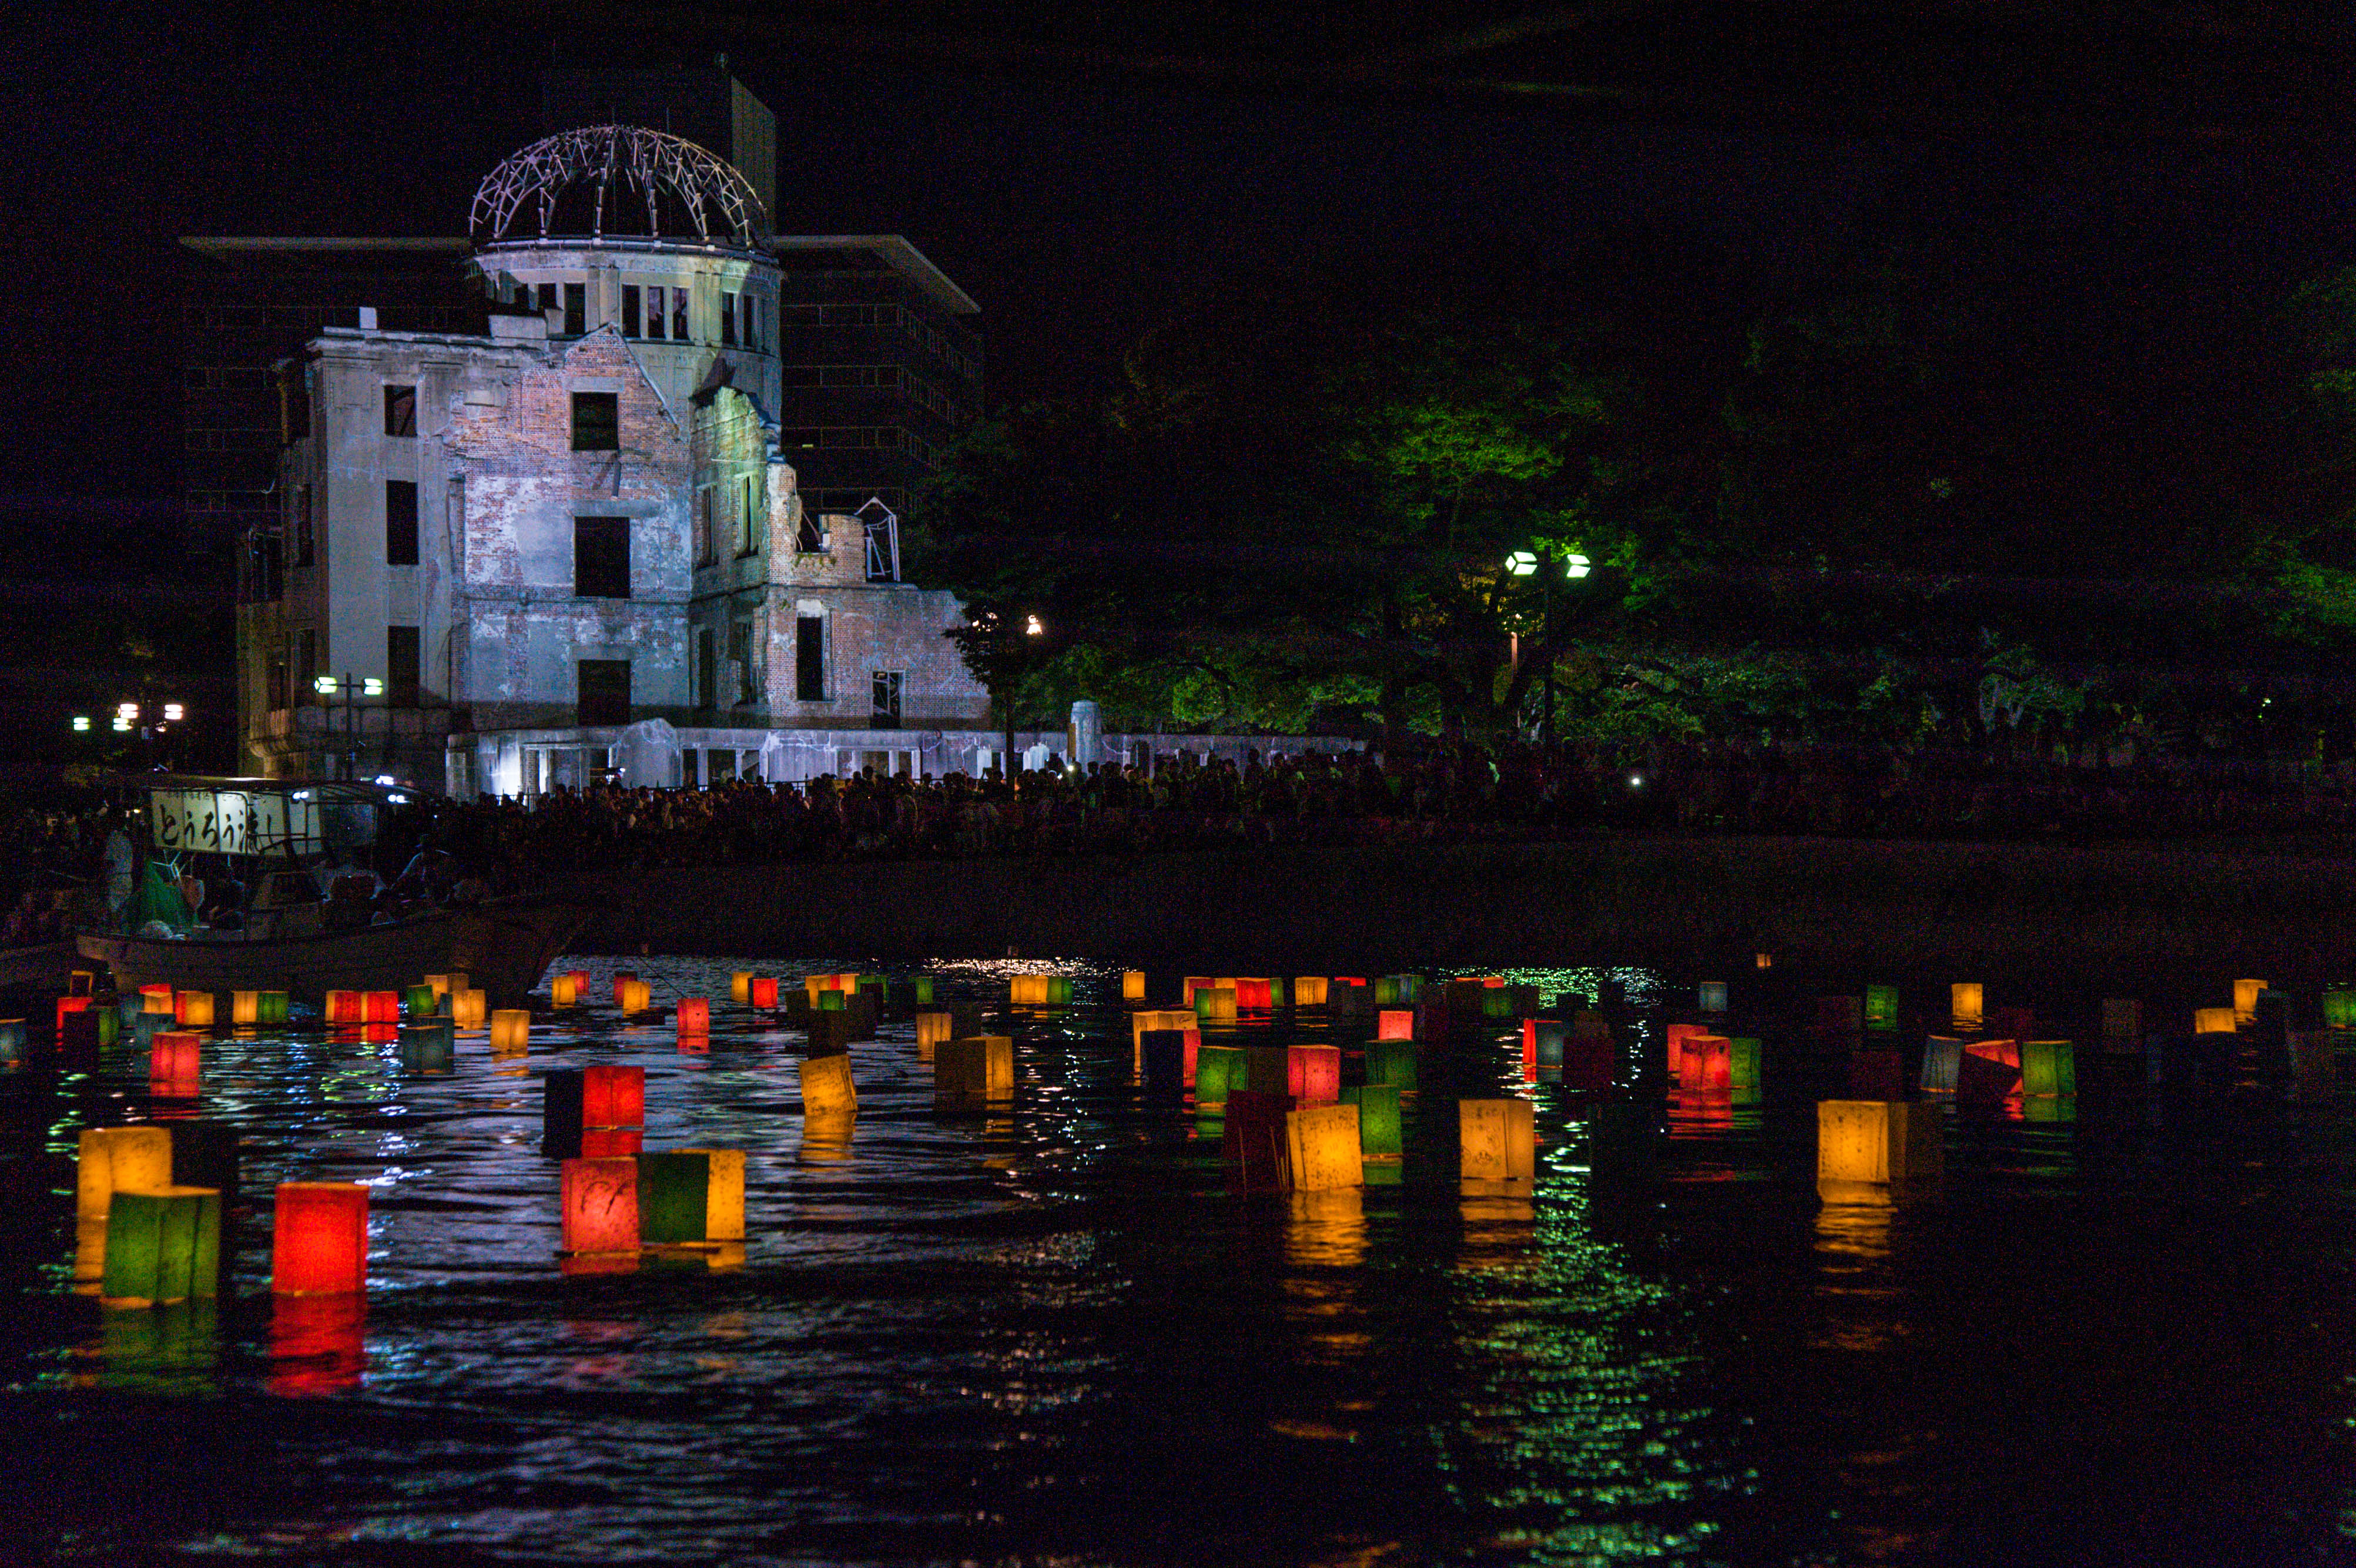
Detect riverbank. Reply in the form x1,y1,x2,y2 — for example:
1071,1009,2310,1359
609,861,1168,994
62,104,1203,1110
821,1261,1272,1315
573,831,2356,992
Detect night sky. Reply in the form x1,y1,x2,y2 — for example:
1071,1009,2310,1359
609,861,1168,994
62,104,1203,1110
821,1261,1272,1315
12,4,2356,559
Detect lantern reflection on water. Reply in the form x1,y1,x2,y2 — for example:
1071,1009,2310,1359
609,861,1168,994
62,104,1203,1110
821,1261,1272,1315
269,1295,365,1396
272,1182,368,1294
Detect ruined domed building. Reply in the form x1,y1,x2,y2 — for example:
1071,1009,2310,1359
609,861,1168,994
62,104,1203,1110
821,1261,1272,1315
236,125,990,792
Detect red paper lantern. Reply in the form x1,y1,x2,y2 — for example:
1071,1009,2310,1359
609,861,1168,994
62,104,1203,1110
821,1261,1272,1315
676,997,711,1034
363,991,401,1023
583,1064,645,1127
561,1157,641,1254
1480,977,1506,989
325,990,364,1024
1376,1009,1416,1041
1286,1044,1340,1103
1182,1028,1201,1085
749,976,779,1009
1965,1038,2022,1071
1677,1033,1732,1091
151,1030,202,1095
1234,979,1273,1011
272,1182,368,1295
56,996,91,1027
612,971,638,1008
1664,1022,1711,1076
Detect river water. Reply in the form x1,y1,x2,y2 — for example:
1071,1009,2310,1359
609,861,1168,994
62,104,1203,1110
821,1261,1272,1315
2,957,2351,1566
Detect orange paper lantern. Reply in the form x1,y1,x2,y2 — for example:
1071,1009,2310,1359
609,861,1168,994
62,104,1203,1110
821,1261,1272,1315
272,1182,368,1295
140,985,175,1015
325,990,364,1024
1376,1010,1416,1041
560,1157,641,1255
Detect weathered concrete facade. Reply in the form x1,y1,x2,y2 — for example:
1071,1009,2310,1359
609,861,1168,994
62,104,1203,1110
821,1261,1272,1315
234,128,988,793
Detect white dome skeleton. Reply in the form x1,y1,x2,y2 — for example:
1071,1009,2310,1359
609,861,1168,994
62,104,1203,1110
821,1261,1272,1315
468,125,767,247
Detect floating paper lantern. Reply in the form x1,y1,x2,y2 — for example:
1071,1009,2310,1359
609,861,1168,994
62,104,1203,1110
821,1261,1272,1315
612,971,638,1008
1921,1035,1965,1094
1459,1098,1536,1182
2021,1040,2076,1097
621,980,654,1014
1284,1104,1363,1191
730,972,753,1004
1678,1033,1732,1091
272,1182,368,1294
798,1051,857,1115
1223,1090,1294,1191
816,989,846,1011
0,1018,22,1063
2323,989,2356,1031
2234,979,2267,1028
636,1149,745,1244
1951,983,1983,1030
360,991,398,1024
102,1186,220,1306
1865,984,1898,1031
676,998,710,1035
490,1009,531,1052
1663,1021,1710,1077
1287,976,1324,1007
1195,987,1238,1024
2193,1006,2237,1036
398,1020,454,1070
325,990,363,1024
401,984,435,1019
171,991,213,1028
1287,1044,1341,1103
451,989,487,1028
1194,1043,1246,1109
1140,1029,1189,1097
1182,976,1214,1006
1727,1037,1762,1095
94,1007,119,1047
750,977,779,1009
937,1036,1014,1100
254,990,288,1027
1239,1045,1288,1095
1120,969,1148,1002
1524,1019,1567,1070
2103,999,2142,1047
907,976,935,1006
543,1065,646,1158
1233,979,1273,1011
1130,1009,1196,1068
561,1157,641,1255
150,1030,202,1094
1344,1084,1402,1160
232,990,261,1026
1816,1100,1942,1203
78,1126,173,1224
140,985,174,1015
424,974,455,1001
551,973,578,1007
1366,1038,1419,1091
1010,974,1049,1005
915,1010,953,1059
1376,1009,1416,1042
1698,981,1729,1014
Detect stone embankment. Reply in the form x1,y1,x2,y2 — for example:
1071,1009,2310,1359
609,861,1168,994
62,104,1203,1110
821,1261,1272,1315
575,833,2356,993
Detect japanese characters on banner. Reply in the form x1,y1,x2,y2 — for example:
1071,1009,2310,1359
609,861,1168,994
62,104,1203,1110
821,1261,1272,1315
149,789,320,858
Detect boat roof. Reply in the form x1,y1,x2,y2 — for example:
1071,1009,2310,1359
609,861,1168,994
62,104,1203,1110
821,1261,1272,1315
122,775,428,808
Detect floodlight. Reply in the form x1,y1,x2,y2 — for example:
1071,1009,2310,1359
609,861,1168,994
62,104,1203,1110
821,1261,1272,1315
162,703,183,721
363,678,384,697
71,715,89,732
117,702,139,719
1505,550,1537,577
1566,553,1591,579
112,716,132,732
314,675,338,695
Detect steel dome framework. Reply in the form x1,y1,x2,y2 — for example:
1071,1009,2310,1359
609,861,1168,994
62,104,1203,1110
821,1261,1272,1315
468,126,767,247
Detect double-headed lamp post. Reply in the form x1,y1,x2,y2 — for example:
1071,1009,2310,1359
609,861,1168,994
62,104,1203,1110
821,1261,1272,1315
1505,548,1591,747
313,672,383,781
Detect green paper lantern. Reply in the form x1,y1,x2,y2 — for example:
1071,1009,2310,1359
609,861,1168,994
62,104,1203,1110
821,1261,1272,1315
102,1186,220,1304
2022,1040,2076,1097
259,990,291,1026
910,976,934,1005
637,1151,711,1245
817,990,845,1011
1366,1038,1418,1090
1343,1083,1402,1160
2325,988,2356,1031
1194,1044,1246,1108
405,984,438,1019
1865,985,1899,1031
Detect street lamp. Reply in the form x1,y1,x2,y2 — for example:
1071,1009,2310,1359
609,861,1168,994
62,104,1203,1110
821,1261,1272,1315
313,672,383,780
1503,547,1595,748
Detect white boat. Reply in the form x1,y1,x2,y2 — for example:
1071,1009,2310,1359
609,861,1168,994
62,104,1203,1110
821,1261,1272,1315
73,775,589,1006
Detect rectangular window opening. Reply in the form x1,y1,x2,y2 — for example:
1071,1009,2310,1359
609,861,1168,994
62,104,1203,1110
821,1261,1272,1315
719,291,737,345
871,670,902,729
571,391,619,452
671,287,688,341
577,659,630,726
562,282,585,337
696,627,716,711
387,625,420,708
730,619,756,704
644,286,665,340
385,480,418,566
573,515,631,599
293,485,313,567
796,615,826,703
621,284,641,339
384,384,416,437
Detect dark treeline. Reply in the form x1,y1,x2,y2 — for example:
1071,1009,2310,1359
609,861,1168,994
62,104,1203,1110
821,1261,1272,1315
914,215,2356,782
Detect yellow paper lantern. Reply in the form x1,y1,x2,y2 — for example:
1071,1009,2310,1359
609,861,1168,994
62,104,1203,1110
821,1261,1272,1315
549,973,577,1007
1130,1009,1196,1067
2194,1006,2237,1036
618,979,652,1014
1816,1099,1942,1204
1284,1104,1363,1191
798,1051,858,1115
1950,983,1983,1030
1182,976,1214,1006
140,986,175,1015
915,1010,954,1060
176,991,216,1028
77,1126,173,1224
1010,974,1051,1006
732,972,753,1004
1122,970,1147,1001
1293,976,1329,1007
1195,987,1238,1024
937,1036,1015,1099
451,989,487,1029
1459,1099,1536,1182
2233,979,2267,1028
490,1009,531,1051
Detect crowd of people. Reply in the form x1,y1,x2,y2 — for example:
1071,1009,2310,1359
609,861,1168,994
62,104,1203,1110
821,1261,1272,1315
8,738,2356,934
